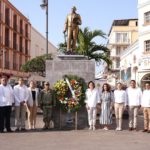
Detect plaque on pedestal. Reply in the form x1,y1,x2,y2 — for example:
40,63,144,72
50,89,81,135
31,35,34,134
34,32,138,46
57,55,88,60
46,55,95,86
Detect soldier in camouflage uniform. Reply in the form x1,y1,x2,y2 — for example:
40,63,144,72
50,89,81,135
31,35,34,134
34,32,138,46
38,82,56,130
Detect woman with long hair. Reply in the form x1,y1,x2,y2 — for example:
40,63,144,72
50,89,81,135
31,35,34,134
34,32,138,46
27,81,39,130
99,83,113,130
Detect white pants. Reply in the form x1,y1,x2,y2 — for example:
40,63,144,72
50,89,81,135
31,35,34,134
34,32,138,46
87,107,97,126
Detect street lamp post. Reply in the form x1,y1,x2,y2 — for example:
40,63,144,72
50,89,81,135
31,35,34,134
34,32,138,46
40,0,49,58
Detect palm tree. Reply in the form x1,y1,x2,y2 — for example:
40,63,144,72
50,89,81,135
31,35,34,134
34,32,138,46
77,27,112,66
58,27,112,66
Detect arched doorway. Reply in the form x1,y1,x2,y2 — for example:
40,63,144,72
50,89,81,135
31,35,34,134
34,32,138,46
141,73,150,88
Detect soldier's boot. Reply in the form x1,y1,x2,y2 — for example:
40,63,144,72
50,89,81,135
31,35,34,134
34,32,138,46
43,122,48,130
47,122,50,129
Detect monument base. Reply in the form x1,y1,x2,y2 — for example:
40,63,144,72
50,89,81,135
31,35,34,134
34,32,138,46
46,55,95,86
57,54,88,60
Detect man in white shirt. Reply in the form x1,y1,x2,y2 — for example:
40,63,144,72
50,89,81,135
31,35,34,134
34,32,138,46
85,81,100,130
126,80,142,131
0,75,14,133
14,78,29,132
141,83,150,133
114,83,126,131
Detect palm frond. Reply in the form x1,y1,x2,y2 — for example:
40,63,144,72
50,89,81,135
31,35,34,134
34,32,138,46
88,53,112,65
88,29,106,41
88,45,110,53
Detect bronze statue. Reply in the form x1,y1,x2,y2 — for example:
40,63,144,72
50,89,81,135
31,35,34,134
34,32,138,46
63,6,82,52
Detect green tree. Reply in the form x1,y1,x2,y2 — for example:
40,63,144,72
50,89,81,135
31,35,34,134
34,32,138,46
21,54,52,77
77,27,112,66
58,27,112,66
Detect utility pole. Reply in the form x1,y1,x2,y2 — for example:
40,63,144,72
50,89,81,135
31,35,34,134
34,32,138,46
40,0,49,58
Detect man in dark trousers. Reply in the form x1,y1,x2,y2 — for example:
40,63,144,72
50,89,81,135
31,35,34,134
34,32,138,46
0,74,14,133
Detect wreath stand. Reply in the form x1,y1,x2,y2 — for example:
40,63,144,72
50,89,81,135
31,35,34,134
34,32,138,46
59,108,78,130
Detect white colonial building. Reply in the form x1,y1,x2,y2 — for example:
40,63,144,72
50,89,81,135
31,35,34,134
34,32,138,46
138,0,150,87
31,26,57,59
29,27,58,82
120,0,150,87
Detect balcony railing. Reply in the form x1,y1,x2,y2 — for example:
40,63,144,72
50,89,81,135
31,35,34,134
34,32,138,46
108,38,130,45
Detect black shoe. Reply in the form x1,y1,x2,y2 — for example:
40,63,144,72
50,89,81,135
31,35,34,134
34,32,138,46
133,128,138,131
0,130,4,133
128,127,133,131
65,51,72,55
147,130,150,133
15,128,20,132
20,128,27,132
7,129,14,133
42,127,48,131
142,129,148,132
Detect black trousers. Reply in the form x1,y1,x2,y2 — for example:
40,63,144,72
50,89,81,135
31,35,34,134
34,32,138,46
0,106,12,132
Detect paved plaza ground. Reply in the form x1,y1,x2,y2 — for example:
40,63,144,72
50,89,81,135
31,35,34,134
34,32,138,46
0,128,150,150
0,114,150,150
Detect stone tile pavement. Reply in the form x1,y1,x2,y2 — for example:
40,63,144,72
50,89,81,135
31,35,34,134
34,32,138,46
0,112,150,150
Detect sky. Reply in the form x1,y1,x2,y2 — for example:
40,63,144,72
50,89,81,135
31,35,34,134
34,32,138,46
9,0,138,74
9,0,138,47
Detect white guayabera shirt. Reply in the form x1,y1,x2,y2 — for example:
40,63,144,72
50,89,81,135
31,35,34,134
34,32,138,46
114,90,127,104
126,87,142,106
0,84,14,106
85,88,100,108
13,84,30,106
141,90,150,107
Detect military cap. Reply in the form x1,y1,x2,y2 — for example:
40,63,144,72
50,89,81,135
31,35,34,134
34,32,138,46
44,81,50,85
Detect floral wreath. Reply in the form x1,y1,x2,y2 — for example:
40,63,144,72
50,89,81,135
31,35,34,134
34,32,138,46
54,76,85,112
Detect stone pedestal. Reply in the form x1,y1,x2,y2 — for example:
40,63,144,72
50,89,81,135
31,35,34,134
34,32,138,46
46,55,95,86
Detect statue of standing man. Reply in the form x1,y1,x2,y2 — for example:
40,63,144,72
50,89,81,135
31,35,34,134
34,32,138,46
63,6,82,53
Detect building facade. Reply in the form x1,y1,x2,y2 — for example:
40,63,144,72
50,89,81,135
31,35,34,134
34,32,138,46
107,19,138,86
120,0,150,87
29,27,57,82
120,41,139,85
30,27,57,59
138,0,150,87
0,0,31,78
